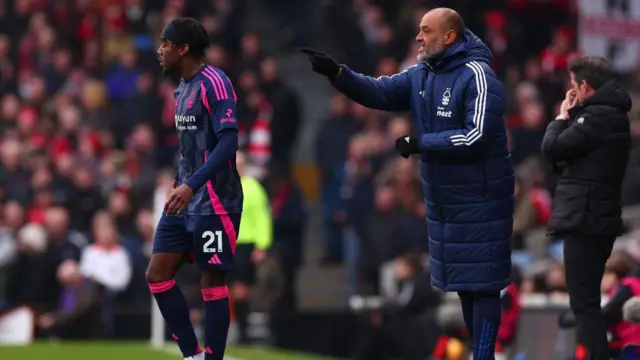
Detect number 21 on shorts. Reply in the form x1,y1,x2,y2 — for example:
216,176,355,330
202,230,223,253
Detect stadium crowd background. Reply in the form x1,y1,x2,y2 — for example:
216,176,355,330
1,0,640,358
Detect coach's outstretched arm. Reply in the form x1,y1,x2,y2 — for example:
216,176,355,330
417,64,505,153
300,47,410,111
332,66,411,111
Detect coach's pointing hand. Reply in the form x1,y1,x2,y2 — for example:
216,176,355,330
395,135,420,158
299,47,341,80
165,184,195,215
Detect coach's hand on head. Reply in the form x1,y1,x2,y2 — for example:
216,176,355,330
299,47,342,80
164,183,195,215
395,135,420,158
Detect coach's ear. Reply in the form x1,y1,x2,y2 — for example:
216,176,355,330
443,29,457,45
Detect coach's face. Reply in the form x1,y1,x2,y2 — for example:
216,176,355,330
569,72,588,104
416,12,453,62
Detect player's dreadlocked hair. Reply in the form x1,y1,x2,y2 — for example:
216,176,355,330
162,17,210,58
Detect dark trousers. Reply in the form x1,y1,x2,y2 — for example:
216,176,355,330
563,234,616,360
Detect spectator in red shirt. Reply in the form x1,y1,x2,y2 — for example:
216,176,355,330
540,27,580,77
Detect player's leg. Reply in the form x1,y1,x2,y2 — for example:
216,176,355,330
200,267,230,359
190,214,241,360
460,291,502,360
147,214,202,359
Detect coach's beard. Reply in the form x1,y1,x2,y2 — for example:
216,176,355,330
417,38,446,63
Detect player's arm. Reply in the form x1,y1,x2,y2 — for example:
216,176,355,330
332,66,412,111
418,64,505,153
184,74,239,191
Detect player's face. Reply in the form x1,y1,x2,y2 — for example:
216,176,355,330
416,14,446,62
157,39,182,75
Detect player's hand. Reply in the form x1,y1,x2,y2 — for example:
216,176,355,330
164,184,195,215
299,47,341,79
395,135,420,158
171,179,178,189
251,249,267,264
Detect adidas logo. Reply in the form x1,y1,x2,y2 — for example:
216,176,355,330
208,254,222,265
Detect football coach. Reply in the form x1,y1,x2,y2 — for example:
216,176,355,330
302,7,513,359
541,56,631,360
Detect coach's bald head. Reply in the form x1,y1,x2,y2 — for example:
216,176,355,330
416,8,465,62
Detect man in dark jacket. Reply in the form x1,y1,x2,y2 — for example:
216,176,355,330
541,56,632,360
301,8,513,360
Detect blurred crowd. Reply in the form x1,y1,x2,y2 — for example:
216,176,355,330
1,0,640,354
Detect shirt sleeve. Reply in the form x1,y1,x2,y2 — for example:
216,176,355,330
200,69,238,134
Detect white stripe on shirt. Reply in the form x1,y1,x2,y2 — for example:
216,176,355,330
450,61,488,146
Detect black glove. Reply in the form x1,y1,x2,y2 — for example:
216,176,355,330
299,47,341,79
395,135,420,158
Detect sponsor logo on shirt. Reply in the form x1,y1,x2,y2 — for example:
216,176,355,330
175,115,197,131
220,108,236,124
436,108,453,118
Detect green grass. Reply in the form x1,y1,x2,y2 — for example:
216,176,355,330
0,341,329,359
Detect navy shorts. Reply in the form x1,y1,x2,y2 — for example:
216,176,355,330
152,213,241,270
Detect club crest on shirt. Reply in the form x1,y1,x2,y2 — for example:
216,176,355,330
186,90,197,109
436,88,453,118
441,88,451,106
